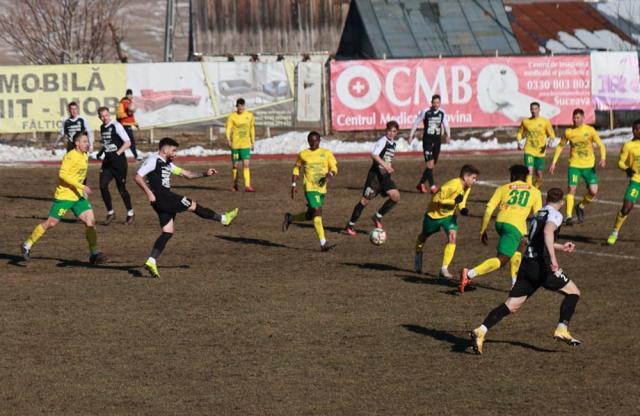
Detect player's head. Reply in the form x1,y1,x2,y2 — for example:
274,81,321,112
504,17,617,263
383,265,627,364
307,131,321,150
236,98,245,113
546,187,564,208
125,88,133,99
530,102,540,117
72,130,90,153
509,164,529,182
572,108,584,126
159,137,179,160
68,102,79,118
459,164,479,187
431,94,441,109
633,119,640,139
385,120,399,139
97,106,111,124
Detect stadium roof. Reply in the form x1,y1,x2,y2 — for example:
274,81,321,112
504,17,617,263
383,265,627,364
336,0,521,59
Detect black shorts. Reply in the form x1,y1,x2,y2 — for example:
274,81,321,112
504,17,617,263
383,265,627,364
423,138,441,163
362,168,397,198
509,259,570,298
100,155,128,183
151,191,193,226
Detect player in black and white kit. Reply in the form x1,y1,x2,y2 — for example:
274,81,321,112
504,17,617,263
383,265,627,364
409,94,450,194
50,102,94,153
134,137,239,278
469,188,582,355
97,106,134,225
345,121,401,235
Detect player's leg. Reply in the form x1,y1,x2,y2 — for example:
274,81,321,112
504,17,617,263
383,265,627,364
242,152,254,192
417,139,433,193
113,159,134,224
440,220,458,278
414,215,441,274
78,208,106,264
534,156,545,188
99,166,116,224
22,214,60,260
145,218,175,278
545,270,581,345
373,187,400,228
346,186,373,235
509,252,522,287
189,199,238,226
524,154,535,185
608,185,637,244
576,170,598,223
565,168,579,223
230,151,240,191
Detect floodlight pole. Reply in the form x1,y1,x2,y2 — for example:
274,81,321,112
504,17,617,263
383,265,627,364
164,0,176,62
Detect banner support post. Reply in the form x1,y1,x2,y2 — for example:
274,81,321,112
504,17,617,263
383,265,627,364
609,109,614,130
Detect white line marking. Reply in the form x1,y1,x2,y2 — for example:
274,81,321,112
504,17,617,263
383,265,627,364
574,249,637,260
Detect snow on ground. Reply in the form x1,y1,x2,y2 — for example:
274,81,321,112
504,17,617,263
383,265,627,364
0,128,633,164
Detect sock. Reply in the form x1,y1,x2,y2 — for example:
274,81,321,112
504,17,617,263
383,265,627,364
292,211,307,222
150,232,173,260
419,168,434,186
509,252,521,280
470,257,501,279
559,294,580,326
313,216,325,243
526,174,533,185
107,210,114,215
566,194,575,217
442,243,456,268
243,168,251,187
478,324,488,334
482,303,511,330
613,211,628,231
349,201,366,225
85,227,97,254
195,205,222,222
147,257,156,265
127,209,134,216
377,199,397,216
415,237,425,253
534,177,543,189
232,168,238,182
579,193,594,208
25,224,46,248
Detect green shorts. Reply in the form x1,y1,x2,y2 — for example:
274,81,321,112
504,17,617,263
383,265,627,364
568,166,598,186
495,222,522,258
231,148,251,162
48,198,92,220
422,214,458,237
624,180,640,203
305,191,325,209
524,153,545,170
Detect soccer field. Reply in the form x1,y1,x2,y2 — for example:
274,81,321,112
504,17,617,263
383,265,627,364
1,153,639,415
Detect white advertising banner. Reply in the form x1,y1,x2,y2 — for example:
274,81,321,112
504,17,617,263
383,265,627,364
590,52,640,110
296,62,323,122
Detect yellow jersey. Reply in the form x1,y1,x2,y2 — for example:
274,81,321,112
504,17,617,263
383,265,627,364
427,177,470,219
481,181,542,235
618,138,640,183
552,124,606,168
293,148,338,194
225,111,255,149
54,149,88,201
516,116,555,157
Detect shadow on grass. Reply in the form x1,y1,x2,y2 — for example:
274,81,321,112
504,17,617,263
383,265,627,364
215,234,294,249
397,273,507,295
0,194,51,202
15,215,78,224
402,324,561,354
340,262,414,273
172,184,227,192
292,223,353,234
0,252,27,267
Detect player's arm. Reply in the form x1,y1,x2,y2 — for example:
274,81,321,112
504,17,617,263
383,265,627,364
249,113,255,148
532,189,543,214
515,121,525,149
225,115,233,147
432,184,457,205
479,188,501,242
459,187,471,216
135,158,158,202
544,222,575,271
50,123,67,153
291,157,302,199
178,165,217,179
371,138,393,173
617,143,634,177
545,120,556,140
593,131,606,168
114,123,131,155
409,109,425,141
59,158,88,196
81,117,95,151
441,110,451,142
550,135,568,174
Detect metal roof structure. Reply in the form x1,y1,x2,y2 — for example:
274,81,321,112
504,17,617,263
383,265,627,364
336,0,521,59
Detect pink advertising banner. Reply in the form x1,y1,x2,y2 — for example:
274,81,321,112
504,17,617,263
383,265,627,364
330,56,594,131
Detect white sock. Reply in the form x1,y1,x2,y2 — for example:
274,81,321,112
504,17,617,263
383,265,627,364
320,238,327,246
375,212,383,219
127,209,134,216
468,269,478,279
441,267,449,274
511,277,517,287
23,242,32,249
479,325,488,334
147,257,156,264
108,210,114,215
557,322,567,330
221,214,227,223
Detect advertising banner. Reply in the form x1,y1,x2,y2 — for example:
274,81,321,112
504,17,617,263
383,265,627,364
296,62,323,122
0,64,125,133
590,52,640,110
330,56,594,131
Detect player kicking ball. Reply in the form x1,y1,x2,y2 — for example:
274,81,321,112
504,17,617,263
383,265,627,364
134,138,239,278
414,165,479,278
470,188,582,355
282,131,338,252
607,119,640,245
22,131,106,265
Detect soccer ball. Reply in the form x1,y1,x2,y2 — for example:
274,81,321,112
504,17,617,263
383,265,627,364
369,228,387,246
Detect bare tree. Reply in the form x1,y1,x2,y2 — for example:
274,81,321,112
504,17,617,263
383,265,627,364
0,0,127,64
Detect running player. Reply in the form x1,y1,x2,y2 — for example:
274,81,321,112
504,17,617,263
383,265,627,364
225,98,255,192
550,108,606,225
414,165,479,278
607,119,640,245
345,120,401,235
282,131,338,252
470,188,581,355
97,106,135,225
134,137,239,278
516,102,556,188
21,131,106,264
409,94,451,194
49,102,94,154
459,165,542,292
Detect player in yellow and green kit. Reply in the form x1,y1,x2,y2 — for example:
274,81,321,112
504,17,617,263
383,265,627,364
21,131,106,265
550,108,606,225
282,131,338,252
414,164,479,278
225,98,256,192
607,119,640,245
516,102,556,188
459,165,542,292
